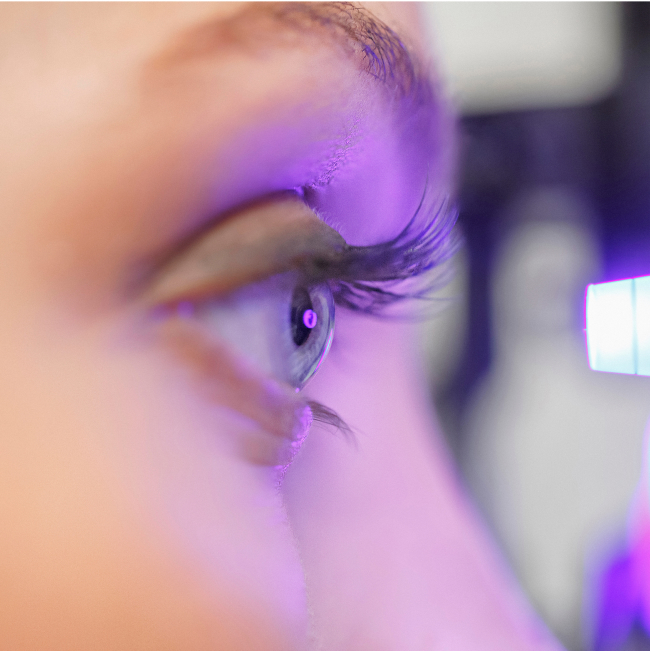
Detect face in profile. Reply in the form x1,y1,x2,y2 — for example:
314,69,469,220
0,4,561,650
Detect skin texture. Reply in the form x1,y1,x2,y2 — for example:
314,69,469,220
0,3,563,650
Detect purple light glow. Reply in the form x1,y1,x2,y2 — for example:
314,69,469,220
303,309,317,329
592,552,640,651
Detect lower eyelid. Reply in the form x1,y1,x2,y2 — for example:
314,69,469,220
156,315,312,453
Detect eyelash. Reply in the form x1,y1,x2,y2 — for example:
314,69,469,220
302,182,461,316
299,183,460,435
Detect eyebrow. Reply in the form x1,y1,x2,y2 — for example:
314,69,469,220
153,2,432,105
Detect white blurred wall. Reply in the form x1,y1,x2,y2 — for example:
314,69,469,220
424,3,622,114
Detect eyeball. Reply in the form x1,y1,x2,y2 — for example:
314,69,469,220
187,274,334,391
284,283,334,389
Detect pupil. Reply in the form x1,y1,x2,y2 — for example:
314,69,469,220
291,286,314,347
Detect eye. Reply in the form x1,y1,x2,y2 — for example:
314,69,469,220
287,282,335,388
186,273,334,391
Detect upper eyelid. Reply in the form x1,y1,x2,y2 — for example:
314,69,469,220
140,182,459,314
140,193,347,307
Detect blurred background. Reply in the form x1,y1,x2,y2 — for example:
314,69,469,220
420,4,650,651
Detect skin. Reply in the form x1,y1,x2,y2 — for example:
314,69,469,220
0,3,563,650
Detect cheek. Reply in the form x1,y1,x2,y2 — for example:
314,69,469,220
0,322,308,650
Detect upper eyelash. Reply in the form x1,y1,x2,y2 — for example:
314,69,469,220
301,181,461,315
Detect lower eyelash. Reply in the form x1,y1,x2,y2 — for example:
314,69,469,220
307,400,355,443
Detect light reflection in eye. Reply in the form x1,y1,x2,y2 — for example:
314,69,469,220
303,309,317,329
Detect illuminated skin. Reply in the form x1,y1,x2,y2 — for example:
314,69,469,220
0,3,562,650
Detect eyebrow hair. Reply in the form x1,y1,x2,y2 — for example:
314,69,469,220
154,2,431,105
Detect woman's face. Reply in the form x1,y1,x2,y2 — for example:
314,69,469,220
0,4,557,651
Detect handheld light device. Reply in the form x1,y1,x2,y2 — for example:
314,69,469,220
586,275,650,375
